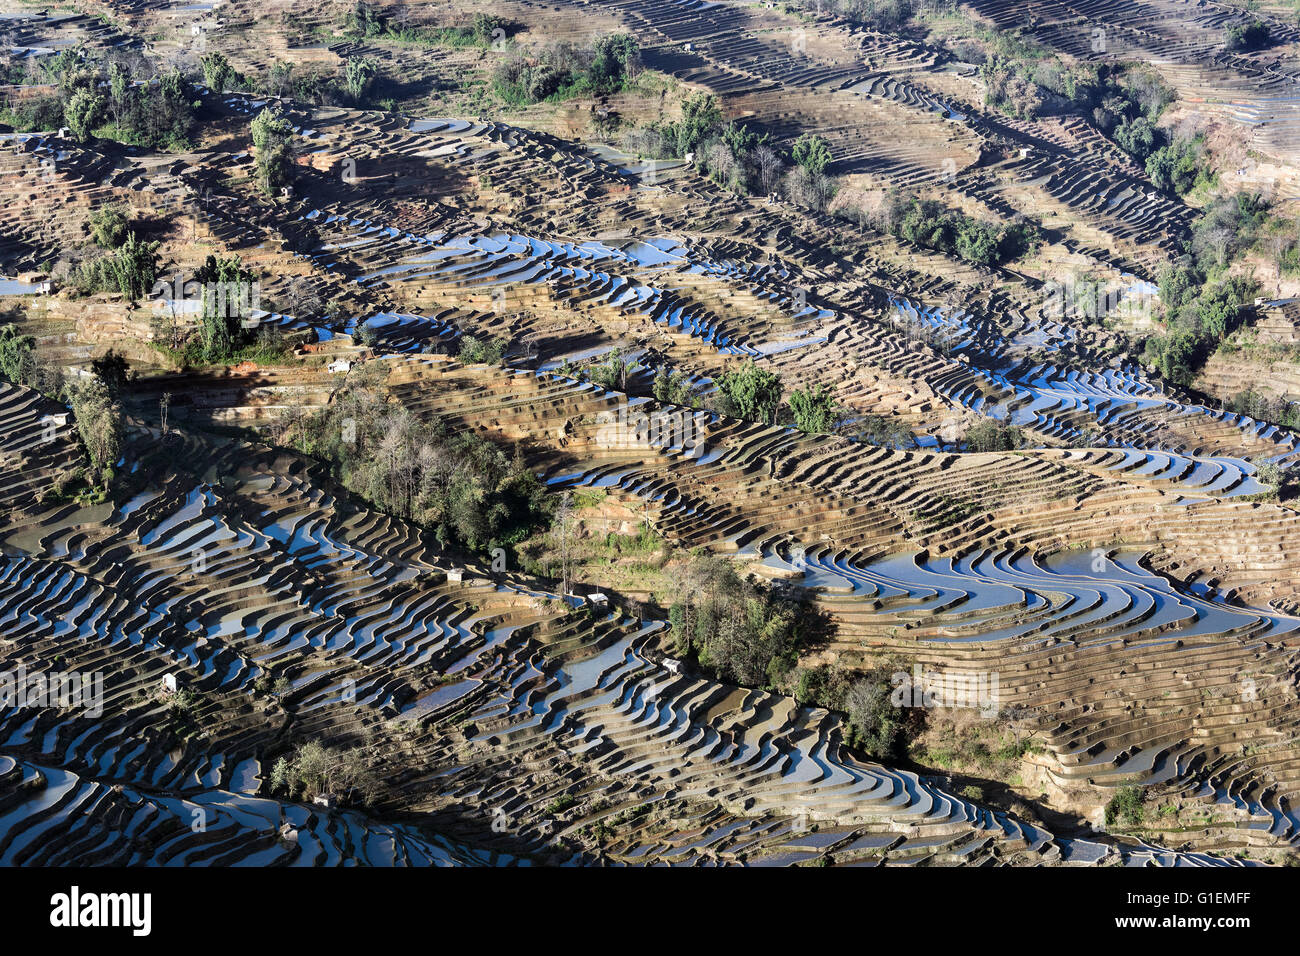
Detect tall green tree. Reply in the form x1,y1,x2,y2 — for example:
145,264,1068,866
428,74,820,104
195,253,257,362
342,56,378,104
676,91,721,156
201,52,239,93
105,231,160,303
64,88,105,143
88,203,128,249
791,133,833,174
70,377,123,488
251,106,295,195
0,324,36,385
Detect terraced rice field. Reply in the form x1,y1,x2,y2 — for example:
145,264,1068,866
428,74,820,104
0,0,1299,891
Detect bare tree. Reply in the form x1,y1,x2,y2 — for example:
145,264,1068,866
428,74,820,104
286,275,324,319
704,139,737,188
1268,231,1294,281
555,490,575,599
752,144,784,196
782,166,835,213
999,704,1040,749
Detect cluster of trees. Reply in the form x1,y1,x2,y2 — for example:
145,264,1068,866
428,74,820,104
975,37,1162,124
971,28,1089,121
621,91,722,161
1230,388,1300,431
0,318,71,403
70,376,124,489
829,188,1039,266
1189,192,1269,270
980,56,1046,120
195,253,259,363
794,661,915,758
457,335,509,365
584,347,639,392
850,414,916,449
493,33,639,105
1104,785,1145,827
622,95,837,210
570,352,834,434
269,740,380,806
343,0,395,39
70,227,161,304
715,360,839,433
1253,457,1291,496
973,41,1216,197
789,0,940,31
148,253,283,369
1144,271,1258,384
15,37,384,117
4,47,199,149
652,366,699,407
291,386,551,555
1225,19,1272,52
88,204,128,250
90,349,131,401
199,52,243,94
781,141,838,212
668,556,817,688
0,322,44,390
204,47,387,108
1144,136,1215,197
787,384,838,434
564,354,699,409
1142,192,1268,385
969,37,1215,191
891,196,1040,267
695,124,836,207
344,3,509,50
1088,67,1193,188
716,360,783,425
1259,216,1300,280
695,120,779,194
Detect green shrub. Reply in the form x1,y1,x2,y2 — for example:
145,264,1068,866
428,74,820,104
789,384,838,434
1104,785,1145,827
716,360,783,424
892,198,1039,267
457,335,508,365
88,204,128,249
1225,20,1271,52
1146,137,1214,197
